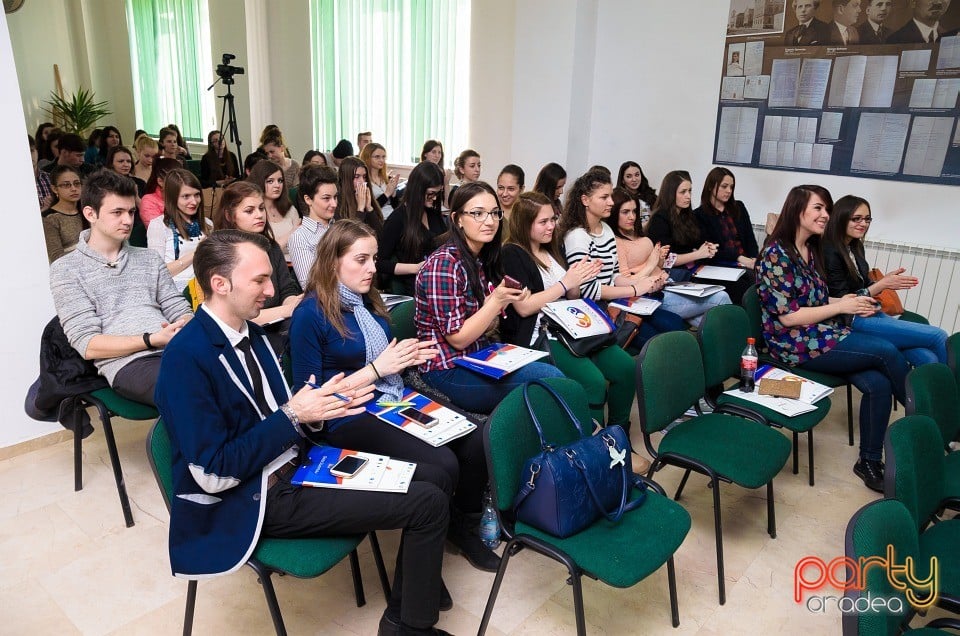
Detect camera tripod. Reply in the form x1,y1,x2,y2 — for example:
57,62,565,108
209,77,243,167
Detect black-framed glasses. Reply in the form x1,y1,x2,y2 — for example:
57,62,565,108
425,189,443,200
56,180,82,189
850,215,873,224
462,208,504,222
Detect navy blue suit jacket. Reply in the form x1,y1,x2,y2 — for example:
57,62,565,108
156,307,300,578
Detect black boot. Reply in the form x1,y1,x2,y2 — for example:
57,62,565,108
447,508,501,572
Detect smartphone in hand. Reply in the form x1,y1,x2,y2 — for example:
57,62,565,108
502,275,523,290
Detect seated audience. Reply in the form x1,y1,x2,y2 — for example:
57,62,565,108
532,161,566,218
139,158,181,227
50,170,192,406
616,160,658,211
158,126,187,164
105,146,140,191
41,165,85,263
822,194,948,366
132,135,158,183
290,219,498,571
329,139,354,170
360,142,400,218
200,130,240,188
376,161,446,295
30,135,53,210
39,128,63,171
415,182,564,413
502,192,637,431
92,126,122,167
262,133,300,188
164,124,192,160
420,139,452,203
449,149,481,204
496,164,524,230
147,168,208,292
156,230,451,635
42,133,95,178
357,130,373,151
335,156,383,234
249,159,300,253
302,150,327,167
289,164,338,288
758,185,911,492
35,122,56,165
83,128,102,166
693,167,759,302
243,149,268,177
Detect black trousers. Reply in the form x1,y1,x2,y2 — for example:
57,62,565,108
111,352,163,406
263,466,450,629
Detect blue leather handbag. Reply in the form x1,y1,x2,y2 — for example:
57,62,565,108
512,380,647,538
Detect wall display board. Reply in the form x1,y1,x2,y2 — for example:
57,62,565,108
714,0,960,185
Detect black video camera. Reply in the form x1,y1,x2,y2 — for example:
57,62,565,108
216,53,244,84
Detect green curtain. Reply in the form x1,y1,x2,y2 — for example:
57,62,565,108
310,0,471,163
126,0,214,140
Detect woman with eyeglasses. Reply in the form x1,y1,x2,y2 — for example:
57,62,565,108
41,165,85,263
376,161,447,295
759,185,911,492
415,182,564,414
822,195,948,366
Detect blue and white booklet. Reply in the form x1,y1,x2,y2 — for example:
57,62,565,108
453,343,548,379
291,446,415,493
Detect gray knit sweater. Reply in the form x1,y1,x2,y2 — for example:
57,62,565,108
49,230,193,384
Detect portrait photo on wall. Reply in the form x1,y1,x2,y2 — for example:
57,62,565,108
728,0,788,37
783,0,960,47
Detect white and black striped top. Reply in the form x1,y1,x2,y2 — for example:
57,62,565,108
563,225,620,300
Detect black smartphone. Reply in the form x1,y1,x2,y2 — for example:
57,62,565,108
502,275,523,290
329,455,368,478
398,407,440,428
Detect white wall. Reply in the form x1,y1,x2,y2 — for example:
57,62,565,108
0,9,62,447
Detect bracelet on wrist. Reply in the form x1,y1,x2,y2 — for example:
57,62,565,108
369,361,382,380
143,332,157,350
558,280,568,295
630,284,638,297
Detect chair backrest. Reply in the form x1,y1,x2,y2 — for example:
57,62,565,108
698,304,751,388
884,415,945,531
484,378,593,514
843,499,922,636
636,331,705,434
389,300,417,341
146,419,175,513
740,284,765,348
905,363,960,448
947,332,960,387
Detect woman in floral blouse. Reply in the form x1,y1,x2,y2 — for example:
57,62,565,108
758,185,910,493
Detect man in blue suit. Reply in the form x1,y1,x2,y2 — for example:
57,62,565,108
156,230,452,635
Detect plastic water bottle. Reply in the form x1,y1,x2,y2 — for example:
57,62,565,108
479,491,501,549
740,337,758,392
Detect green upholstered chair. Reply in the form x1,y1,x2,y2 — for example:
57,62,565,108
635,331,791,605
388,299,417,341
905,364,960,455
742,284,857,446
843,499,960,636
698,304,830,486
947,333,960,387
184,158,202,180
899,310,930,325
146,419,391,636
76,388,159,527
479,378,691,635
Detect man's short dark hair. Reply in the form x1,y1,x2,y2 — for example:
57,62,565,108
244,150,268,174
298,164,338,199
58,133,85,154
81,169,138,213
194,229,271,296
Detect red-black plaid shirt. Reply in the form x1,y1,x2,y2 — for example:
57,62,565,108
713,207,744,258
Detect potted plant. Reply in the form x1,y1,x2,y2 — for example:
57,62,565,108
43,88,112,136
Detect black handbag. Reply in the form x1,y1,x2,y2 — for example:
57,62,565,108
512,380,647,538
543,315,617,357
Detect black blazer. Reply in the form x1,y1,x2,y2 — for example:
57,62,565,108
500,243,547,347
822,241,870,298
888,20,941,44
693,201,760,263
784,18,831,45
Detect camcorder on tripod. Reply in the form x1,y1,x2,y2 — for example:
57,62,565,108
208,53,245,166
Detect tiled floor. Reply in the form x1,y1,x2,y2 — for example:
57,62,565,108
0,397,943,635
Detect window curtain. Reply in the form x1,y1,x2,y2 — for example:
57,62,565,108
310,0,471,164
126,0,215,140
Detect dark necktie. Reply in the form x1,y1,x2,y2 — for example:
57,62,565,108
236,336,273,416
796,24,808,44
928,30,937,43
877,25,887,40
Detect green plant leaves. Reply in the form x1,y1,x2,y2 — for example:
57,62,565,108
43,88,112,136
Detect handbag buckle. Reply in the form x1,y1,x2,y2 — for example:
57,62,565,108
601,433,617,448
526,463,541,488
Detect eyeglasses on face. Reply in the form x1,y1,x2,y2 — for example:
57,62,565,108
56,180,82,189
425,189,443,200
850,215,873,224
461,208,503,222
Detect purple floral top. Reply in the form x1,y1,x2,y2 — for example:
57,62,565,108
758,240,849,366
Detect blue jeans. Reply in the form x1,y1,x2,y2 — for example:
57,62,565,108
661,290,732,327
851,313,947,367
799,332,911,462
632,307,687,351
421,361,564,414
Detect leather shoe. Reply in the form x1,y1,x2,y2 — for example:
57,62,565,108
853,459,884,493
377,612,453,636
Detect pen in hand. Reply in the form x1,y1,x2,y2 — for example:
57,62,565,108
305,381,352,402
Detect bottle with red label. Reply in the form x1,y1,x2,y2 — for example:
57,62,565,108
740,337,758,392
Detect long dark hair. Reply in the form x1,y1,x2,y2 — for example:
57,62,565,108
700,166,741,219
145,157,181,195
507,191,562,270
248,159,293,215
162,168,206,240
447,181,504,303
533,162,566,215
557,168,611,238
652,170,700,247
213,180,276,243
826,195,870,283
607,188,644,239
768,185,834,278
97,126,122,162
399,160,445,262
335,156,383,233
616,161,657,208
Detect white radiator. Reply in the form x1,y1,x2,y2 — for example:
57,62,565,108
752,225,960,332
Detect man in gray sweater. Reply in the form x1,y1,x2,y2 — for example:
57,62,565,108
49,170,192,405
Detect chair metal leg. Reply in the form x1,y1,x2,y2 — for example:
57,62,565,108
846,385,854,446
348,549,366,607
249,561,287,636
792,431,799,475
767,481,777,539
74,422,83,491
667,556,680,627
183,580,197,636
711,478,726,605
807,430,815,487
673,469,692,501
478,538,518,635
97,404,134,527
571,571,586,636
368,532,391,603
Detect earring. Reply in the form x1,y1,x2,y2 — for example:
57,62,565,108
458,224,463,229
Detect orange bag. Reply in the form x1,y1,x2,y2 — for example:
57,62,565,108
867,268,904,316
